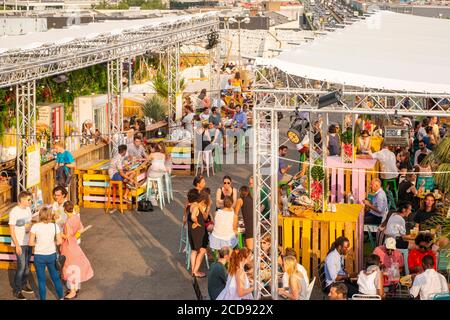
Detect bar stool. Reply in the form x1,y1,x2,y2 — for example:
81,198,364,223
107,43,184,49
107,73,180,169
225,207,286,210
195,150,215,177
398,249,410,275
382,178,398,203
106,180,124,214
178,223,188,253
213,144,222,173
163,172,174,204
146,174,165,209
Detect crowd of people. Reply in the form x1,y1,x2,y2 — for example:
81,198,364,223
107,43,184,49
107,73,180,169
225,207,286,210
9,187,93,300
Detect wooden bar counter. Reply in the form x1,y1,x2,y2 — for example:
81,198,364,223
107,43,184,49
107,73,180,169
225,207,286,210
279,204,364,279
40,143,109,204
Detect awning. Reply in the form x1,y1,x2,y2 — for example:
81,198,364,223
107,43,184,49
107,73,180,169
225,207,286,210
257,11,450,94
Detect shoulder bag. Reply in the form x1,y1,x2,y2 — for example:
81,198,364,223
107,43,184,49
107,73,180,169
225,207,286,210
54,223,66,272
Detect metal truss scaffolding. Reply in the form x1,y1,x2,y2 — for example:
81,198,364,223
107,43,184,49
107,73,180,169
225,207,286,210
253,68,450,299
252,104,279,300
209,43,221,102
167,43,180,128
1,13,219,193
0,14,219,89
108,59,124,158
16,80,36,194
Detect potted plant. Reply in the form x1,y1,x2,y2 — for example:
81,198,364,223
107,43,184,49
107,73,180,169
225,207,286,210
341,127,355,164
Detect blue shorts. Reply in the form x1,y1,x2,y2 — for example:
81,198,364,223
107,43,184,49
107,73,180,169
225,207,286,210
111,172,124,181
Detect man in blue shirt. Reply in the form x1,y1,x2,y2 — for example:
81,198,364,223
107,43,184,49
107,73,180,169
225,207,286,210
54,142,75,187
324,236,358,297
364,178,388,225
232,105,247,131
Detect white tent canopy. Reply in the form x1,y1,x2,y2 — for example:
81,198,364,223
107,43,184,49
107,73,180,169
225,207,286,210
258,11,450,94
0,12,217,53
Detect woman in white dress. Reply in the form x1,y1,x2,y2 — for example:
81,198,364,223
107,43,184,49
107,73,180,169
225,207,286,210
147,142,171,177
216,248,254,300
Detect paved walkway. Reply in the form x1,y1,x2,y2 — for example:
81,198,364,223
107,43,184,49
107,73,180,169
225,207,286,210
0,118,327,300
0,164,253,300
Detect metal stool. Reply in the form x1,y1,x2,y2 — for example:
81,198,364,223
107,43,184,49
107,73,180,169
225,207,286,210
106,180,124,214
382,178,398,203
146,175,165,209
195,150,215,177
164,172,174,204
178,223,188,253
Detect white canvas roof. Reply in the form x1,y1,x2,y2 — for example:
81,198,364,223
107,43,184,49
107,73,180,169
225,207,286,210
0,12,217,53
258,11,450,94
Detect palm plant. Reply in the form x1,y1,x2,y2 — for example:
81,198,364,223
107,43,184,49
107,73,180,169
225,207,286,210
424,135,450,191
142,95,167,123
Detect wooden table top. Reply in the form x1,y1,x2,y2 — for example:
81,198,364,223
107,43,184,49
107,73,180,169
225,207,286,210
287,204,364,222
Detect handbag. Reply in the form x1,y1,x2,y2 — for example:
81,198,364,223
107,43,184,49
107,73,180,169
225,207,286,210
138,200,154,212
54,223,66,272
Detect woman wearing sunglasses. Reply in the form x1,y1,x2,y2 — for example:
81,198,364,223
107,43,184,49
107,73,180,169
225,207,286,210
408,232,437,275
215,176,238,210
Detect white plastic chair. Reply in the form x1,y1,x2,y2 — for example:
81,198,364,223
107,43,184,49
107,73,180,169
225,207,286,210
351,294,382,300
305,277,316,300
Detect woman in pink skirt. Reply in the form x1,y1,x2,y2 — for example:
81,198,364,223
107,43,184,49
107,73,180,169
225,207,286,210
61,201,94,299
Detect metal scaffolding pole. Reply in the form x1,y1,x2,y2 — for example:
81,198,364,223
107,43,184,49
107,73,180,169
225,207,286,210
15,80,36,194
209,42,221,102
167,43,180,130
253,101,279,300
108,59,124,159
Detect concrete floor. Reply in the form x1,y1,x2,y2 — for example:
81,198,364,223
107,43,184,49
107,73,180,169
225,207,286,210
0,117,327,300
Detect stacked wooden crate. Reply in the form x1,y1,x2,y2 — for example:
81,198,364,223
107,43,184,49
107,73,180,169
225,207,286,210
166,141,192,176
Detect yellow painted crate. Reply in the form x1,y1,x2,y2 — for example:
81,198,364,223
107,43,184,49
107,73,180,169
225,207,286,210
279,204,363,279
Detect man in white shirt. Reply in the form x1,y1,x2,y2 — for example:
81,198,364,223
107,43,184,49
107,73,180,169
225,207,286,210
410,255,448,300
9,191,34,300
52,186,68,230
199,107,211,122
417,118,429,141
370,144,398,180
126,134,147,161
414,140,432,166
384,202,415,249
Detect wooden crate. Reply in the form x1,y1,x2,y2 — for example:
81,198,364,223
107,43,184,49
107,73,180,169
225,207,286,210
328,156,379,204
167,143,193,176
279,204,364,279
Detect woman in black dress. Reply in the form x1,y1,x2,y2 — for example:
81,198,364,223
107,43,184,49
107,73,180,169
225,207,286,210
235,186,254,250
188,189,210,278
215,175,238,210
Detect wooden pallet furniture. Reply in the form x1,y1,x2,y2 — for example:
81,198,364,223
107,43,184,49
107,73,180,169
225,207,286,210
327,156,380,204
0,207,35,271
166,141,193,176
279,204,364,279
76,159,148,210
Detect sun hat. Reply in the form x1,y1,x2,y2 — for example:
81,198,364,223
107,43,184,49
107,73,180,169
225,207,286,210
385,237,396,250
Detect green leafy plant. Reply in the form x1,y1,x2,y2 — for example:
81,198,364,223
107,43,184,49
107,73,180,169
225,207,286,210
422,214,450,240
424,135,450,191
340,128,353,145
311,158,325,181
142,95,167,122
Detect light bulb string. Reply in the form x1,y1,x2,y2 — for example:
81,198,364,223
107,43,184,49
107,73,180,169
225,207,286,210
278,156,450,175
